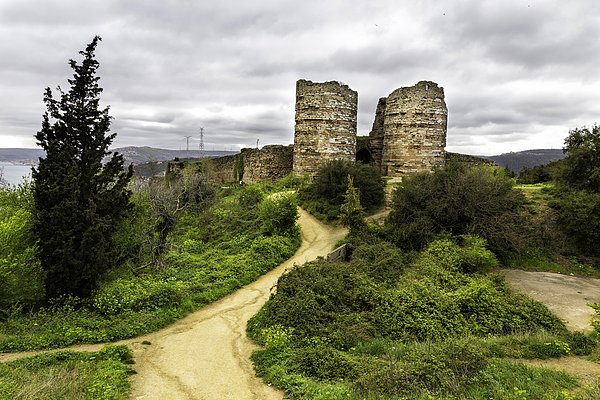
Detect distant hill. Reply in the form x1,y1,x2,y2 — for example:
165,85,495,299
0,146,237,167
483,149,565,173
0,148,45,165
110,146,238,166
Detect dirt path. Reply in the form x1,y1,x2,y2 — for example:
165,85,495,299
1,209,345,400
127,209,345,399
501,269,600,332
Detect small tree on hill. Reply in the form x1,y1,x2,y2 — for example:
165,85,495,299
557,124,600,192
32,37,133,298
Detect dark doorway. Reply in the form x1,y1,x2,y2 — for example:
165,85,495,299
356,147,373,164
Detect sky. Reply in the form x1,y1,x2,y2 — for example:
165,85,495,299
0,0,599,156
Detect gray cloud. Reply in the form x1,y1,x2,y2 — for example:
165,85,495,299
0,0,599,156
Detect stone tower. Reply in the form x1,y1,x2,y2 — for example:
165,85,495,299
367,97,387,170
293,79,358,176
380,81,447,176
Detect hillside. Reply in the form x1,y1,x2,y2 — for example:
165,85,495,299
0,148,45,165
484,149,565,173
0,146,237,166
111,146,237,165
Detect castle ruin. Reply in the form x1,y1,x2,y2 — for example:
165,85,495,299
293,80,358,176
169,79,451,183
293,79,448,178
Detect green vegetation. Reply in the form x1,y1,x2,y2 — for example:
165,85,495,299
385,163,527,255
0,345,133,400
0,182,44,308
32,37,133,298
299,160,385,221
248,234,597,399
250,139,600,399
0,182,299,352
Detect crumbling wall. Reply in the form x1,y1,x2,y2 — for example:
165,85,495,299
380,81,447,176
368,97,387,169
242,145,293,183
166,145,293,185
293,79,358,177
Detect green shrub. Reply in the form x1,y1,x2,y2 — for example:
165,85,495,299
0,183,44,307
290,345,360,381
355,339,489,396
259,192,299,236
238,185,264,208
549,189,600,256
299,160,385,220
385,163,528,255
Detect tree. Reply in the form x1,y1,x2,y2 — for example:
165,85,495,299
31,37,133,298
298,160,385,220
557,124,600,192
549,124,600,255
147,166,214,265
339,175,365,232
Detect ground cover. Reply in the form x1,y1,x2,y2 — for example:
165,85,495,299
0,345,133,400
0,184,300,352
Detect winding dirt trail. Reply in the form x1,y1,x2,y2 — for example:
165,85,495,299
0,209,346,399
127,209,346,399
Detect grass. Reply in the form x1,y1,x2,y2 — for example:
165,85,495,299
0,184,301,352
0,345,133,400
247,232,600,399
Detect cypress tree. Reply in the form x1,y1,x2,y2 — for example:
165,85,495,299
32,36,133,298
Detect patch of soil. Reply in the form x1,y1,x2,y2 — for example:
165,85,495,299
501,269,600,332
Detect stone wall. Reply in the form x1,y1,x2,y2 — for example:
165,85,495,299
241,145,293,183
380,81,447,176
293,79,358,177
166,145,293,185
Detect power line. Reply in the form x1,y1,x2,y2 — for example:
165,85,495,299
199,127,204,157
184,135,192,152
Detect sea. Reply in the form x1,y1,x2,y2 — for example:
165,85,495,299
0,163,33,186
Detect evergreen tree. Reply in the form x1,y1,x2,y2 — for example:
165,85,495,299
32,37,133,298
340,175,365,232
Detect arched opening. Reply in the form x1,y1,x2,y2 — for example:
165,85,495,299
356,147,373,164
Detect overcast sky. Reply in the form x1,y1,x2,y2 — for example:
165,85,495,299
1,0,599,155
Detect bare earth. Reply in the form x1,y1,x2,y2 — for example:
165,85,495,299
502,269,600,383
4,227,600,396
127,209,346,399
501,269,600,332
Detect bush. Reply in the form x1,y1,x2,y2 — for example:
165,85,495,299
549,188,600,256
259,192,299,236
385,163,528,254
355,339,489,397
0,183,44,308
299,160,385,220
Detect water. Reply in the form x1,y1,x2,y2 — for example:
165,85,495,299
0,163,33,186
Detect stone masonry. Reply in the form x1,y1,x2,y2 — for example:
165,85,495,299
169,79,449,184
368,97,387,170
293,80,358,177
379,81,447,176
241,145,293,183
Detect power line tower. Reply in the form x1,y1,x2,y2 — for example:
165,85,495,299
184,135,192,153
198,127,205,157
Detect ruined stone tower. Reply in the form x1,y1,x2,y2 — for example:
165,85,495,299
380,81,447,176
293,79,358,176
367,97,387,170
